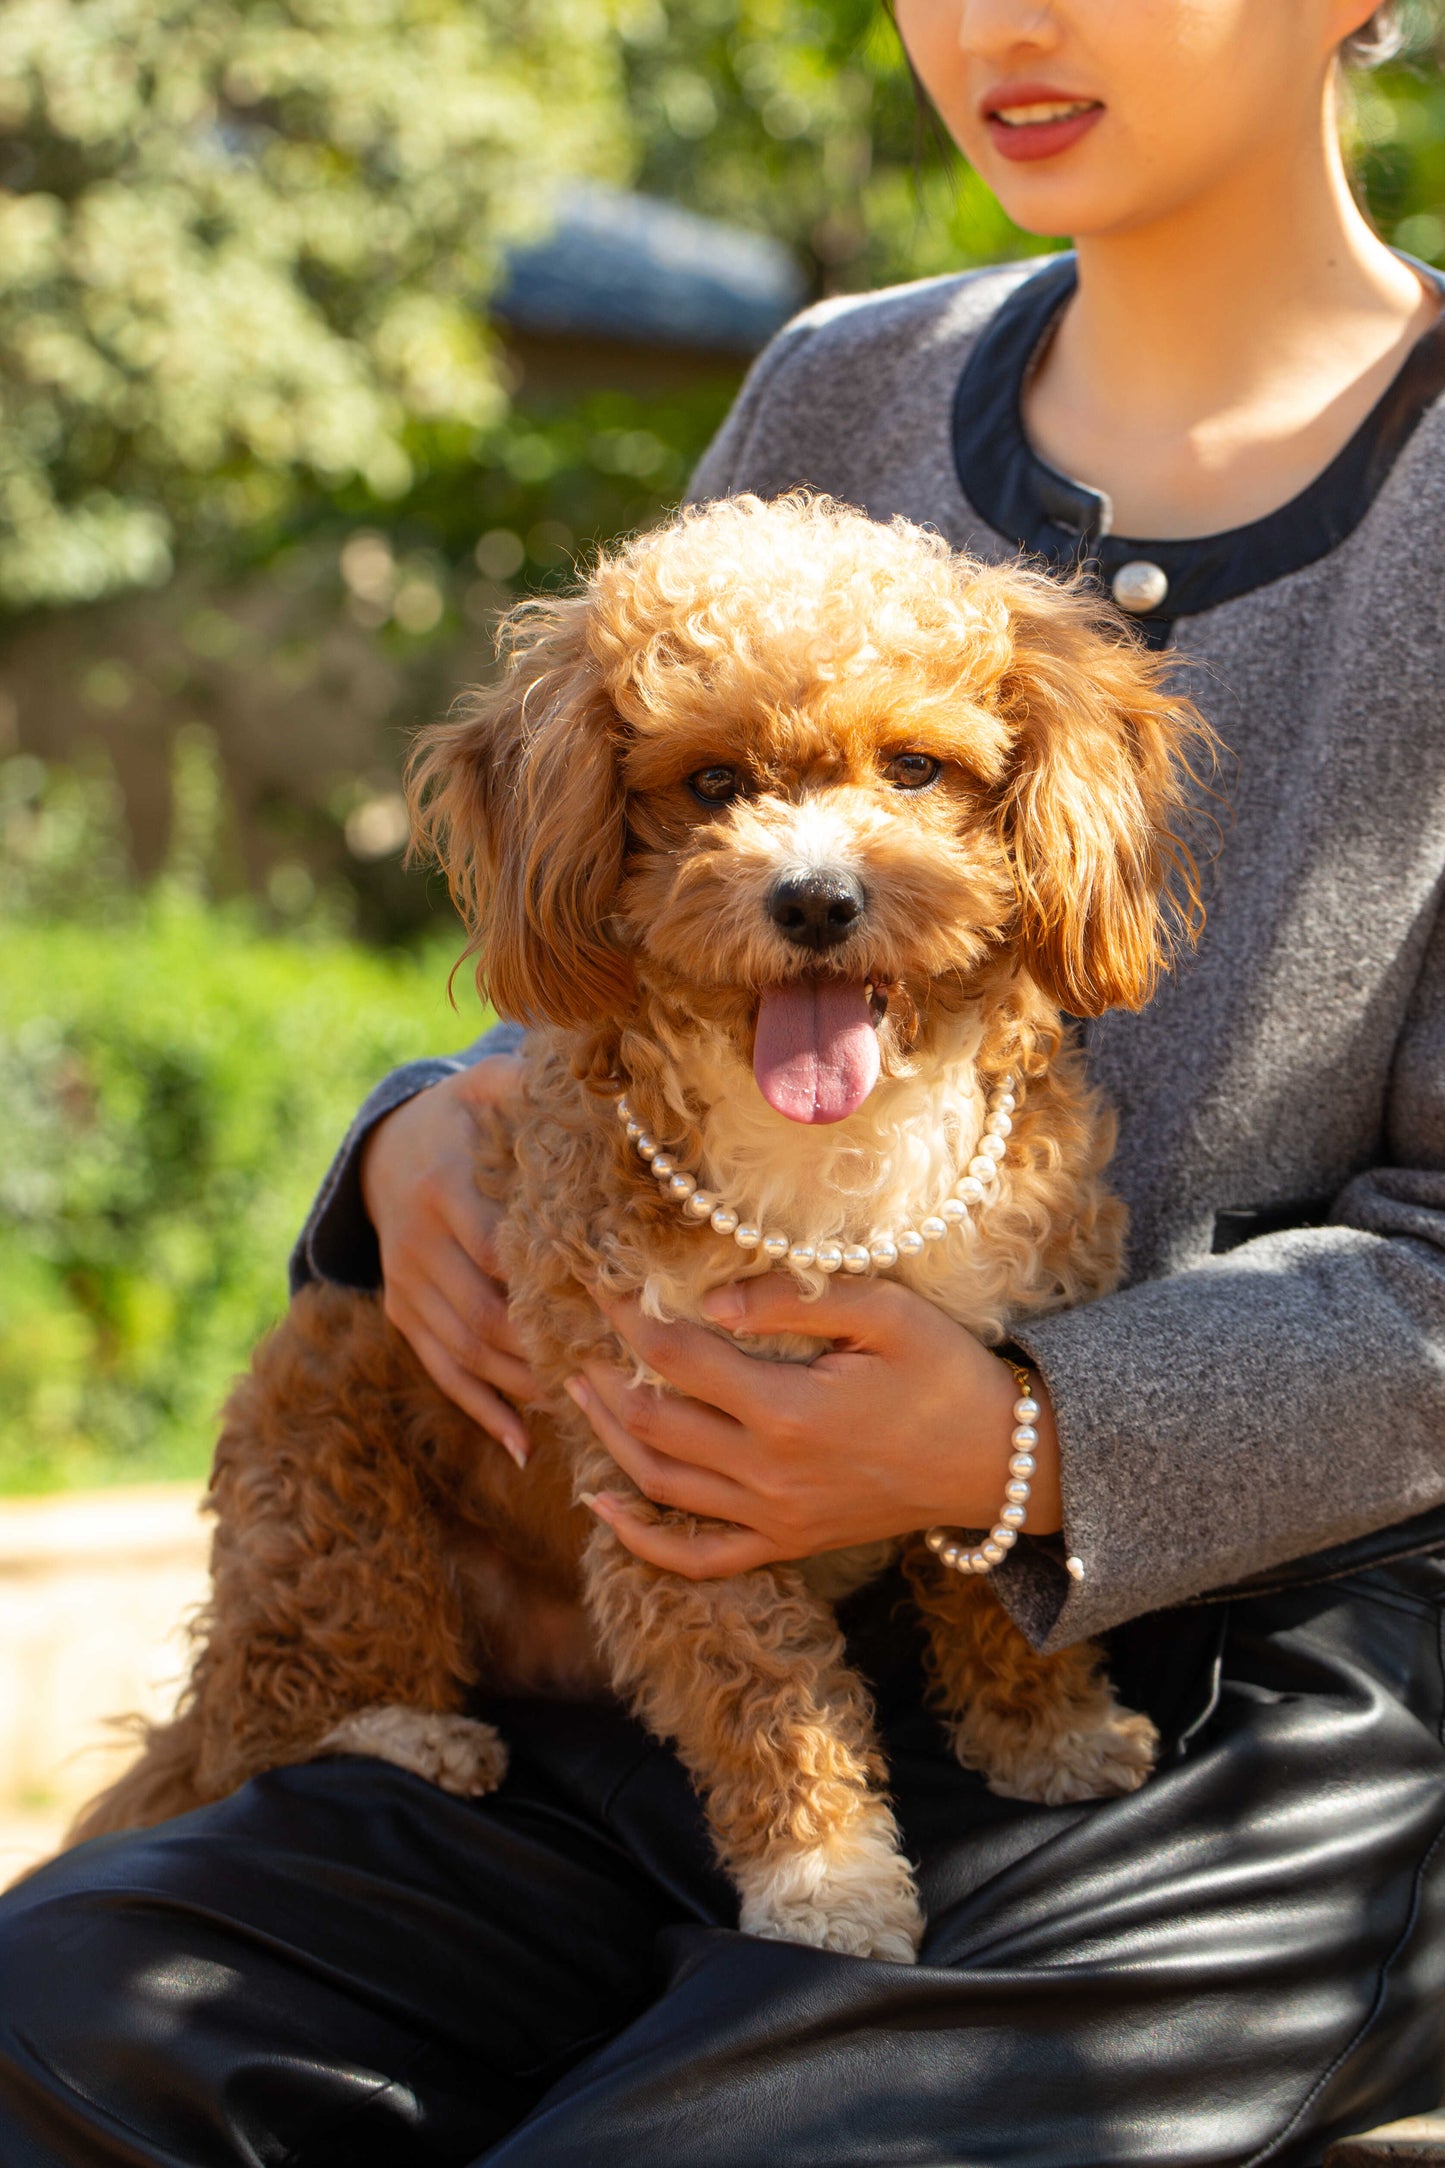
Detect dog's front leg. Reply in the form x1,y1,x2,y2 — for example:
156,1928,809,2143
583,1514,923,1963
906,1547,1157,1804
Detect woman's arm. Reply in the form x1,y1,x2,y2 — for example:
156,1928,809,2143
1002,895,1445,1648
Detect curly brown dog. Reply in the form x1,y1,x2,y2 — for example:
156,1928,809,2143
69,493,1204,1963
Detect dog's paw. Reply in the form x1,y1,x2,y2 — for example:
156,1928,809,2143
953,1701,1159,1807
737,1820,924,1964
317,1706,509,1798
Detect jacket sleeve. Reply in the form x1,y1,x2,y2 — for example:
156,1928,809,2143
997,897,1445,1653
288,1020,526,1296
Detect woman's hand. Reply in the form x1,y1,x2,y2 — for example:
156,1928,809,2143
565,1274,1060,1578
360,1057,539,1463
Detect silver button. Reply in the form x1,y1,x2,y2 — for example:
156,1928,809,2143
1111,560,1169,614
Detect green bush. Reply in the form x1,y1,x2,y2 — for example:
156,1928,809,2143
0,884,484,1494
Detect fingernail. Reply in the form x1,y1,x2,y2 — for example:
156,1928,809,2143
701,1286,744,1330
578,1490,612,1518
502,1431,530,1470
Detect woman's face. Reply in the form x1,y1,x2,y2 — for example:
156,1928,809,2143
891,0,1379,238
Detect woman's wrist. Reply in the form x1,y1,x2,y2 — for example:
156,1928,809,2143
929,1353,1062,1541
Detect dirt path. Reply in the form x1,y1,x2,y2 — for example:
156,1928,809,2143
0,1484,209,1886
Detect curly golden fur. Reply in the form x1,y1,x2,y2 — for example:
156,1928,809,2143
70,494,1204,1964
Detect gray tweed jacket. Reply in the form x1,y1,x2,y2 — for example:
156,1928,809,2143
296,259,1445,1654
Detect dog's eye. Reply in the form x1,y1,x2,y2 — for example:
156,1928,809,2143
688,765,744,806
884,752,942,791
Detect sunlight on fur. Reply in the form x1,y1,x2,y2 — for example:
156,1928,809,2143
66,494,1207,1965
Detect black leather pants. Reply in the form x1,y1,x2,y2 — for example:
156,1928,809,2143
4,1562,1445,2168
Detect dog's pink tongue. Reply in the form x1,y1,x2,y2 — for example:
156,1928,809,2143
752,979,880,1125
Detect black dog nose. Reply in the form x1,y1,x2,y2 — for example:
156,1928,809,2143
767,869,867,952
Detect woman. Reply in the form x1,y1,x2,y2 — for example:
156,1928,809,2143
4,3,1444,2162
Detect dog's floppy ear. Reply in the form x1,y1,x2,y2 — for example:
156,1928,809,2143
407,594,632,1029
988,568,1207,1016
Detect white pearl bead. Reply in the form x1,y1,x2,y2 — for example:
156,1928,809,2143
956,1175,986,1206
989,1092,1016,1115
734,1223,761,1248
816,1243,843,1273
1009,1453,1037,1479
1001,1072,1016,1090
616,1097,633,1124
651,1153,675,1180
896,1229,924,1256
1001,1503,1027,1527
684,1189,716,1219
986,1111,1012,1137
920,1216,948,1242
842,1245,871,1274
969,1549,991,1573
1013,1396,1040,1423
989,1524,1018,1550
667,1171,696,1201
1066,1555,1086,1582
942,1542,964,1569
982,1540,1005,1565
968,1156,998,1183
868,1238,899,1268
761,1231,790,1261
941,1196,969,1222
926,1527,947,1554
1004,1478,1031,1505
1011,1424,1039,1450
786,1242,816,1270
636,1134,659,1160
625,1119,644,1141
980,1134,1007,1161
711,1205,739,1236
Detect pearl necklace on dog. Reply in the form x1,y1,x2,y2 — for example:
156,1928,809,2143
615,1074,1017,1276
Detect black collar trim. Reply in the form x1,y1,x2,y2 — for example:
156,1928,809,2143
951,252,1445,644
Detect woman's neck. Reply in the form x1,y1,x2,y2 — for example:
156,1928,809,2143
1022,90,1437,539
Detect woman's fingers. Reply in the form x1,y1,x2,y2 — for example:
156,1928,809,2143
360,1062,546,1428
583,1491,781,1580
428,1234,536,1376
391,1305,531,1466
592,1295,814,1428
565,1376,752,1521
399,1264,539,1405
577,1358,754,1475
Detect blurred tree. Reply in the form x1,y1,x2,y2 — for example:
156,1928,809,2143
0,0,630,611
1355,49,1445,267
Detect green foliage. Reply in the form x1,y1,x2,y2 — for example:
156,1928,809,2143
0,751,482,1492
1356,52,1445,264
0,0,629,610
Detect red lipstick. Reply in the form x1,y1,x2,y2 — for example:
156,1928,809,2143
981,81,1104,164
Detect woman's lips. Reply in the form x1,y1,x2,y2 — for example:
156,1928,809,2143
984,98,1103,165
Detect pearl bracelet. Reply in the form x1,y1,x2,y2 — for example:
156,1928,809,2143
925,1359,1040,1577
